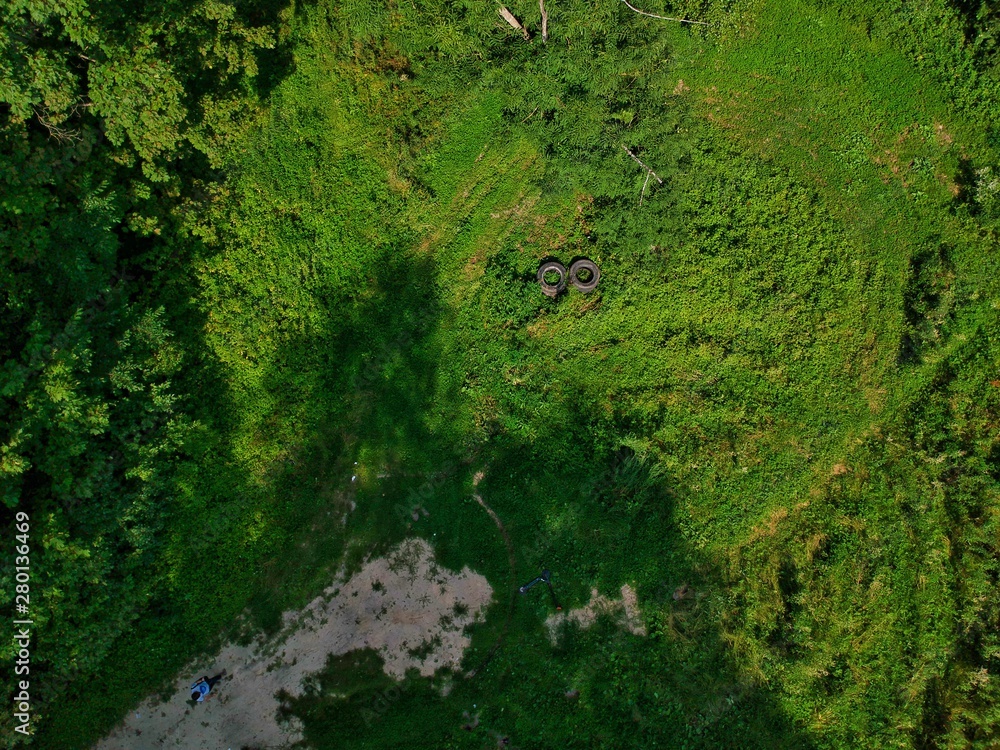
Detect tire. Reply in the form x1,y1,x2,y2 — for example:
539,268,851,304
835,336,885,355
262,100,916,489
537,261,567,297
569,259,600,293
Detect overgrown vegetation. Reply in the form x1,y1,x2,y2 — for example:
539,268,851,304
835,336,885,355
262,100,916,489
2,0,999,747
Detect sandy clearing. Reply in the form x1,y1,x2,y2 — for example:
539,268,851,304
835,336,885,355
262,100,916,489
544,584,646,642
95,538,492,750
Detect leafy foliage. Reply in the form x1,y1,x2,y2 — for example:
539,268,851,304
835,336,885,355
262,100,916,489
2,0,1000,748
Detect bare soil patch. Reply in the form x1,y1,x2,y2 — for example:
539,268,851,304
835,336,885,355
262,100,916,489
544,584,646,642
95,538,492,750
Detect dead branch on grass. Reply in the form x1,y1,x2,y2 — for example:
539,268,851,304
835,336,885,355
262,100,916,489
499,6,531,40
622,144,664,183
640,172,652,206
618,0,710,25
540,0,549,41
622,144,663,205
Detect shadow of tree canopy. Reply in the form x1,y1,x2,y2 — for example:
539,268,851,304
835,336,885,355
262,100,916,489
273,405,818,748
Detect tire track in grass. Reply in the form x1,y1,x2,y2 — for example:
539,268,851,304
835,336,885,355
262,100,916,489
465,471,517,679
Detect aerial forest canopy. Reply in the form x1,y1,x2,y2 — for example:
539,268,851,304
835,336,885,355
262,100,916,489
1,0,999,747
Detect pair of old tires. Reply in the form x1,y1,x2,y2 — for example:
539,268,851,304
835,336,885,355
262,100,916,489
537,259,600,297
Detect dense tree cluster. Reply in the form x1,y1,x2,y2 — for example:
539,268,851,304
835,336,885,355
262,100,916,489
1,0,277,736
2,0,1000,747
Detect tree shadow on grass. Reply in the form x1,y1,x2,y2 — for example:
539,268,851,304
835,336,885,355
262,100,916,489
33,245,451,749
277,419,818,749
237,246,457,632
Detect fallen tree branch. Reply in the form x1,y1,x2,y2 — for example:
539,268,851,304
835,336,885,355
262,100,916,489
539,0,549,41
621,144,664,184
499,6,531,40
639,171,651,206
622,144,663,206
618,0,710,25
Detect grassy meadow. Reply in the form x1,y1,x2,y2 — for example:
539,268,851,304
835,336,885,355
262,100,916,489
6,0,1000,747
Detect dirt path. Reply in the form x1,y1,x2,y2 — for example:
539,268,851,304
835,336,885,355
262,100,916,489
95,538,492,750
464,471,517,679
545,584,646,642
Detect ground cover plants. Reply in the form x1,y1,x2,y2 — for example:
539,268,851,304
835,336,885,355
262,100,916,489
2,0,999,748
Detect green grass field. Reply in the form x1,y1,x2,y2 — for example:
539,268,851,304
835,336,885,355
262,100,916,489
17,0,1000,747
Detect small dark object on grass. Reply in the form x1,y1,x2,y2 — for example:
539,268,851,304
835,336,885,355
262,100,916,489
518,572,545,594
673,584,690,601
537,261,567,297
569,259,600,293
461,710,480,731
565,689,580,700
519,569,562,610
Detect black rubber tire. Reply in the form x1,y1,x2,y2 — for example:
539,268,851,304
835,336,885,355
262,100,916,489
537,261,567,297
569,259,600,293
